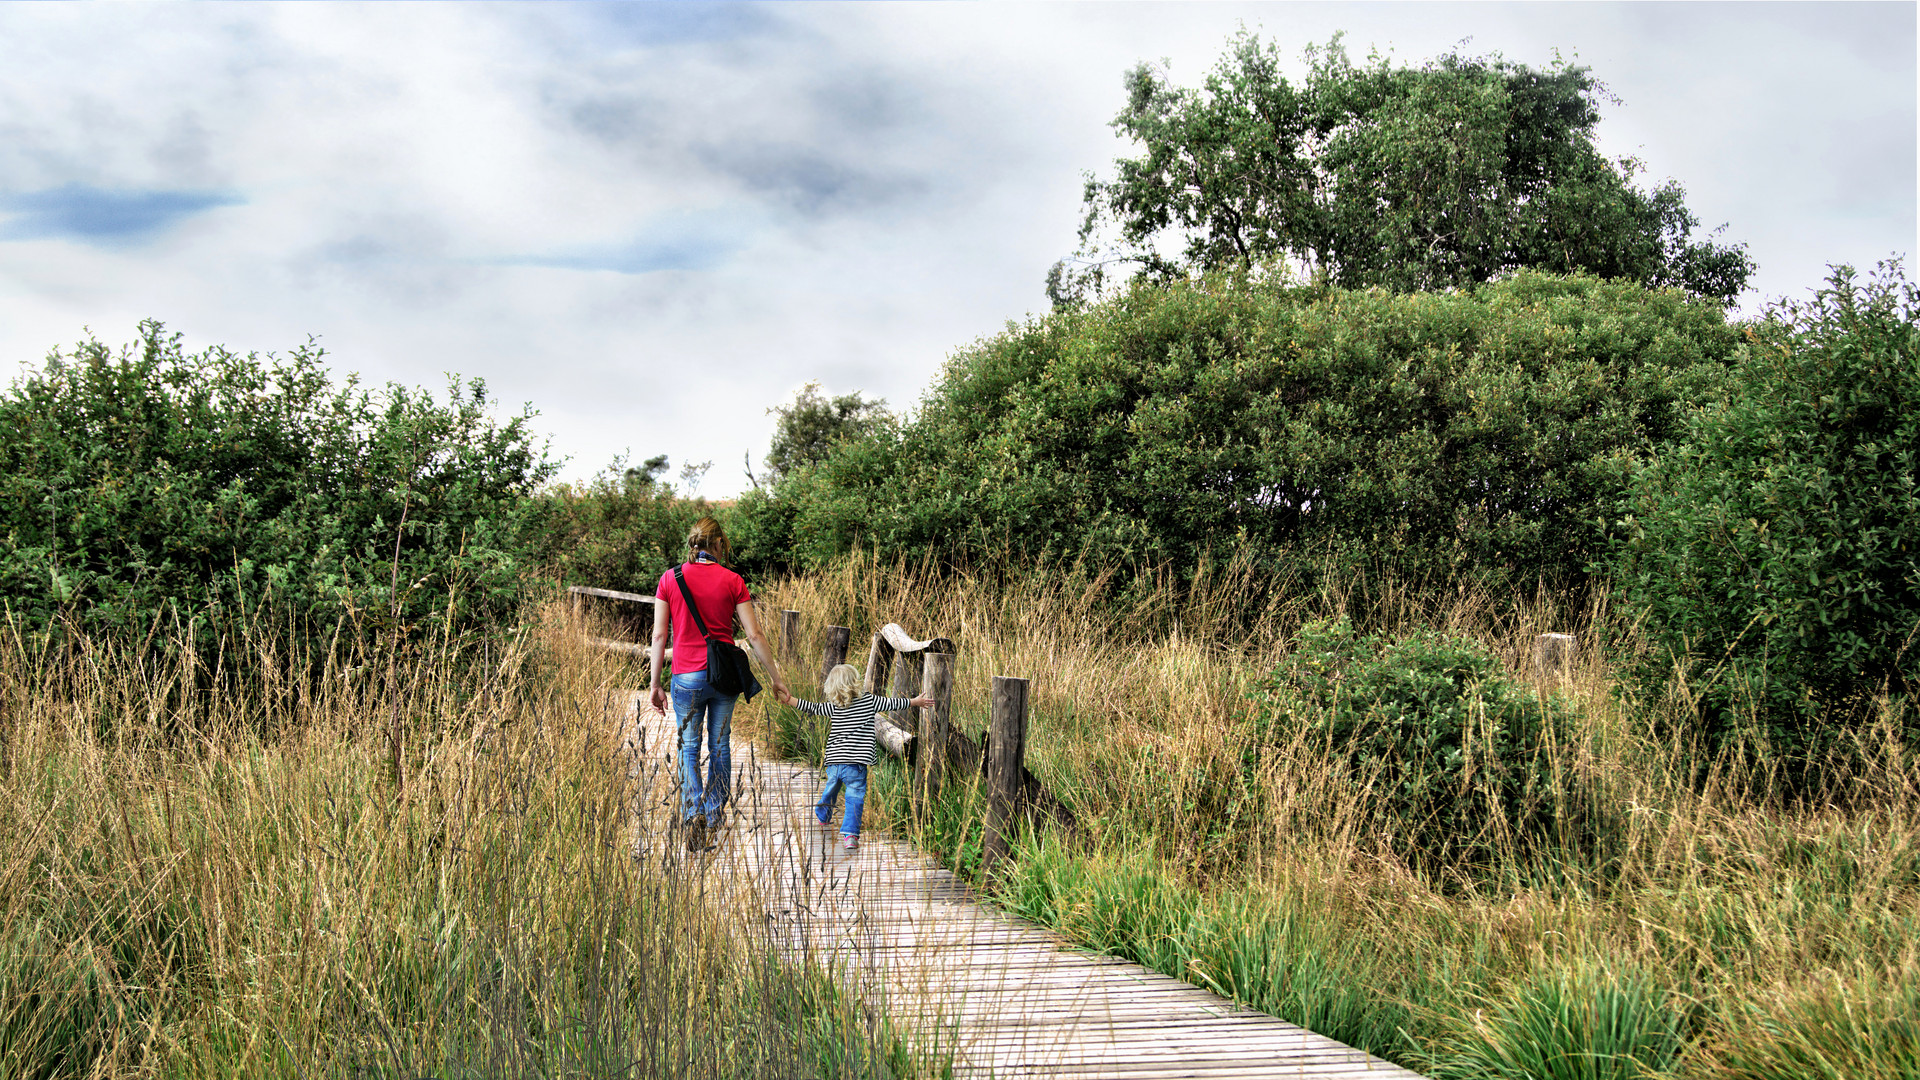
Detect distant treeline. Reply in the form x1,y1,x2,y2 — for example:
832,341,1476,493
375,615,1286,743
728,265,1918,763
4,265,1915,759
734,269,1738,590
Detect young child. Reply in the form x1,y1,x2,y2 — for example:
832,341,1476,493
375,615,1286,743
782,664,932,851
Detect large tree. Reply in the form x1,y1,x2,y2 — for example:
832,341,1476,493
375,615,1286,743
757,381,890,485
1053,33,1753,305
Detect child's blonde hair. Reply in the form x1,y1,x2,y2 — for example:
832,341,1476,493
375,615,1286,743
822,664,861,706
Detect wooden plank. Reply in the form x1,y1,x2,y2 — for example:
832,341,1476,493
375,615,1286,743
569,584,654,604
879,622,956,656
588,637,651,657
612,690,1427,1080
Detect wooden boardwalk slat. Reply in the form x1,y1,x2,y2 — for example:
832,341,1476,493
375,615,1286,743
617,692,1426,1079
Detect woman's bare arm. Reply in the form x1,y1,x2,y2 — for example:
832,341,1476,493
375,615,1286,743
737,601,790,702
648,597,671,714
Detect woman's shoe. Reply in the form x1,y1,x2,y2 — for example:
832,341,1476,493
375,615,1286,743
686,815,708,852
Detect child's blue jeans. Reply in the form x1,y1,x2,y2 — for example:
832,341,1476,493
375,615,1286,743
815,763,867,837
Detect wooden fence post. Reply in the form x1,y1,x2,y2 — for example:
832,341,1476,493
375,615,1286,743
819,626,851,692
917,652,954,805
889,649,922,727
780,610,800,663
982,675,1030,875
570,590,584,624
863,633,895,694
1534,633,1577,683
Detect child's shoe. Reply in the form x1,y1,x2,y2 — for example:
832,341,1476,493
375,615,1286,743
815,807,834,828
842,834,858,852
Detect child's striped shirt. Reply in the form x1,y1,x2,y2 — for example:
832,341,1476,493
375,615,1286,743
793,693,914,766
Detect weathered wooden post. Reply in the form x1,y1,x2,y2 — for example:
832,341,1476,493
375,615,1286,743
570,589,584,624
916,651,954,804
982,675,1031,875
780,609,800,663
888,649,922,726
819,626,851,691
1534,633,1577,683
862,633,895,694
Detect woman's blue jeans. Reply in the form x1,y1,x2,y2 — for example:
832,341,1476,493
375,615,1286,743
815,763,867,837
671,670,736,823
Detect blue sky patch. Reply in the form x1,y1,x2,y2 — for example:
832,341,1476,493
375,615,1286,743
0,184,244,245
506,213,746,274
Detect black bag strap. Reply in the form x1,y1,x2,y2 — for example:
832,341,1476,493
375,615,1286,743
671,565,726,644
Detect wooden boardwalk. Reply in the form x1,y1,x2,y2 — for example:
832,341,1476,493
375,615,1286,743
617,691,1427,1079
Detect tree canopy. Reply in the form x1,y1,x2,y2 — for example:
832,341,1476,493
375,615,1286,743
758,382,891,485
734,270,1743,592
1053,33,1754,306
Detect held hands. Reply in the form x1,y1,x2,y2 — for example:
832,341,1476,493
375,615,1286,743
773,683,795,707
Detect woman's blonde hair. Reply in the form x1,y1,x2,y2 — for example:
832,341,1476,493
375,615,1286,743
686,516,730,565
822,664,862,707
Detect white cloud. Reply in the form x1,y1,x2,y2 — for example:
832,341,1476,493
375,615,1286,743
0,2,1911,497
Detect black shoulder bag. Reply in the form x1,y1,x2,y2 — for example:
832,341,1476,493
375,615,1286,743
672,565,762,702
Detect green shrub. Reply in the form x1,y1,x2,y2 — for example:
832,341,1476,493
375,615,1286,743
534,454,711,596
0,321,554,653
1249,619,1586,875
1611,261,1920,766
1440,962,1689,1080
749,270,1739,596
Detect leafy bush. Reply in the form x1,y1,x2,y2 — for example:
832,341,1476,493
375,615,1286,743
1611,262,1920,764
739,270,1740,596
0,321,554,651
1249,619,1584,875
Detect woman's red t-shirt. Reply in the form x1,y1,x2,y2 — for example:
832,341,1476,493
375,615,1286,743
655,561,753,675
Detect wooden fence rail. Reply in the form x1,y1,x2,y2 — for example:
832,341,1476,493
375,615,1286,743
571,588,1074,849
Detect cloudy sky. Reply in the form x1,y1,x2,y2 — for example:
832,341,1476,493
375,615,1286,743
1,2,1912,496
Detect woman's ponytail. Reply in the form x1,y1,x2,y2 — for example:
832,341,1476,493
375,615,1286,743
686,516,730,565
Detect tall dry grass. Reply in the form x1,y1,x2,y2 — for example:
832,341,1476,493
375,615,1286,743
0,596,930,1079
750,551,1920,1078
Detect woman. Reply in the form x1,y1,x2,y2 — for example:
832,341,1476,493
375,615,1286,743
648,516,789,849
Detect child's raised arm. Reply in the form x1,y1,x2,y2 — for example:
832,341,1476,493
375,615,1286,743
787,694,832,716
